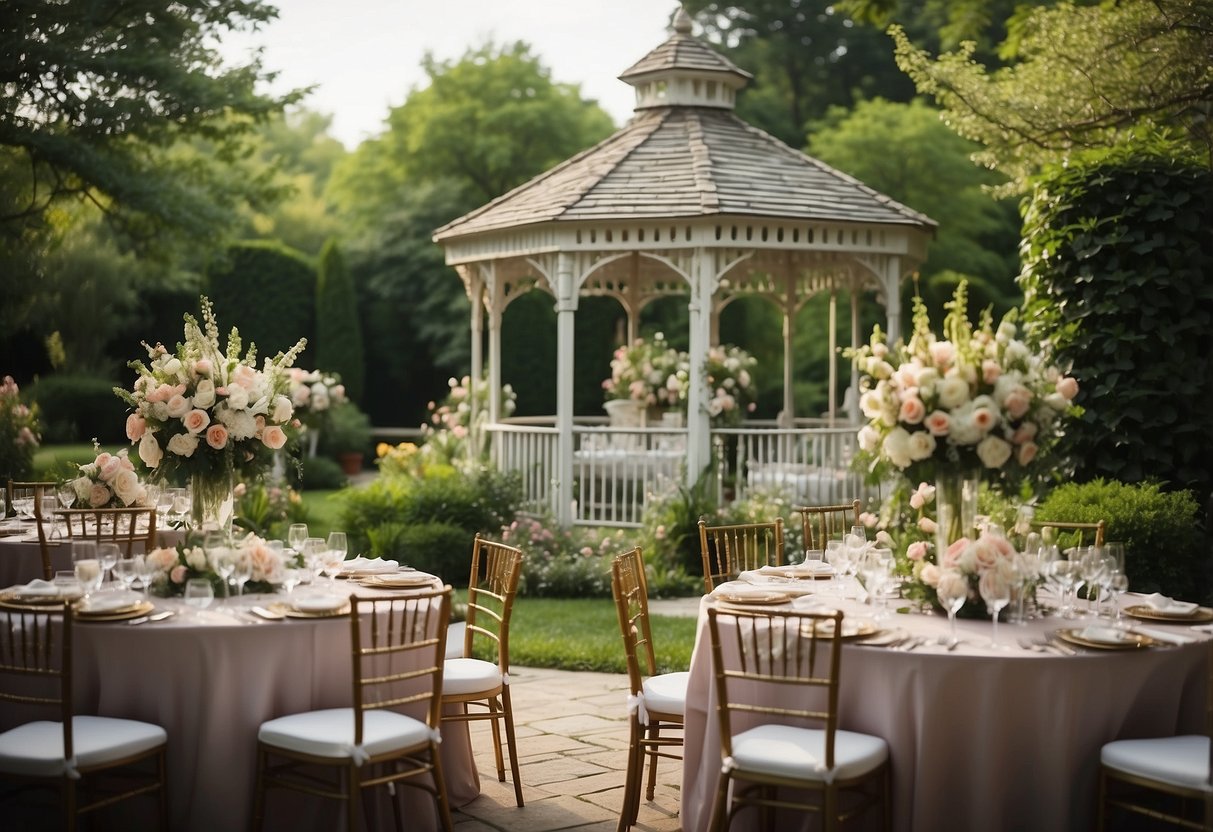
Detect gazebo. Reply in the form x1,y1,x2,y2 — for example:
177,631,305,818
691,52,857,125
433,8,935,527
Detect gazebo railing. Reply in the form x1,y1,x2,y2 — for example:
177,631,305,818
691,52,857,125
485,419,873,527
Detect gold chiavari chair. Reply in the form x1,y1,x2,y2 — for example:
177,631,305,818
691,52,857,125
55,506,158,556
611,546,687,831
253,587,455,832
5,480,55,519
441,534,526,806
6,480,57,580
1032,518,1106,549
0,601,169,828
793,500,862,552
706,605,891,832
698,518,784,594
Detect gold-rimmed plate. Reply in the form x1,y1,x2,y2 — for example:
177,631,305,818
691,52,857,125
273,600,351,619
1054,627,1157,651
359,572,436,589
714,590,792,606
74,600,155,622
1123,605,1213,624
800,619,882,640
0,590,74,608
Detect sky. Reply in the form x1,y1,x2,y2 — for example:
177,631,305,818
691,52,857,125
217,0,680,149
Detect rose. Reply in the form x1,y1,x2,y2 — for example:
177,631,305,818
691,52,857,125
918,516,938,534
138,432,163,468
169,564,187,585
971,406,999,434
1016,441,1038,466
920,562,941,587
898,395,926,425
147,547,177,571
112,469,141,505
126,413,147,442
1056,376,1079,400
205,424,229,450
166,394,191,419
976,435,1012,469
185,547,207,571
193,379,216,409
1011,421,1038,445
271,395,292,423
907,431,936,461
194,358,213,376
981,359,1002,384
231,364,258,389
261,425,287,450
85,482,110,507
924,410,951,437
166,433,200,458
98,456,124,482
909,482,935,510
941,538,968,569
1002,386,1032,420
226,385,250,410
907,541,928,561
882,427,913,469
928,341,956,369
182,409,210,434
937,376,970,409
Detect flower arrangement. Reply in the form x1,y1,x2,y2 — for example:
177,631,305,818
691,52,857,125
145,529,300,596
704,344,758,425
68,445,148,508
287,369,346,430
114,297,306,522
233,479,306,540
0,375,40,481
426,375,517,437
850,281,1078,485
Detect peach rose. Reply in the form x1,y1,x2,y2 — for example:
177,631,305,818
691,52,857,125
88,482,111,507
1016,441,1038,466
909,482,936,510
972,407,998,433
125,414,146,442
261,425,287,450
907,541,928,561
1003,386,1032,420
98,457,124,482
182,409,210,434
1056,376,1079,400
941,538,970,569
929,341,956,369
169,565,187,584
920,563,941,587
166,394,191,418
924,410,951,437
206,424,229,450
1012,422,1038,445
981,359,1002,384
899,395,926,425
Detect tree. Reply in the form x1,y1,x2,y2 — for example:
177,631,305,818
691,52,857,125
315,239,365,402
892,0,1213,194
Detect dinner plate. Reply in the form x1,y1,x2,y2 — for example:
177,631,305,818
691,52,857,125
714,590,792,606
800,619,882,640
0,589,72,607
77,596,145,615
1054,627,1157,650
761,566,833,581
359,573,436,589
1123,605,1213,624
74,600,155,622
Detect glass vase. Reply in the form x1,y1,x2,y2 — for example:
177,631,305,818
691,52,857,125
190,472,235,533
934,468,979,555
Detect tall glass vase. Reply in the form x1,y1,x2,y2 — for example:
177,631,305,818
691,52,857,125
935,469,980,555
190,472,235,533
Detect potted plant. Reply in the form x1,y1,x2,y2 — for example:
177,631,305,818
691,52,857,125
320,401,372,475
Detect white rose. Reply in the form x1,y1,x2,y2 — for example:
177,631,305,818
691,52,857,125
166,432,200,458
976,435,1013,469
185,547,208,571
138,432,163,469
949,412,983,446
907,430,937,461
193,379,216,408
72,476,92,502
860,390,884,420
219,408,258,440
882,427,913,469
226,385,249,410
112,469,141,505
858,424,881,452
271,395,293,423
1044,392,1068,411
165,394,191,419
937,376,970,409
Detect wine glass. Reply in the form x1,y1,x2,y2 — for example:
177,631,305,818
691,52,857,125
303,537,326,584
824,539,845,594
73,556,103,599
231,552,252,599
1103,542,1126,576
209,542,236,600
326,531,347,577
1108,572,1130,628
113,556,140,593
184,578,214,617
979,570,1012,649
1048,556,1080,619
157,487,175,523
134,555,154,598
279,567,303,598
1078,548,1108,616
288,523,309,553
936,574,967,648
97,542,121,586
171,487,192,525
57,482,76,510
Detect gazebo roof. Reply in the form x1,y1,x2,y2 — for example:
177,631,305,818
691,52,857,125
617,9,751,86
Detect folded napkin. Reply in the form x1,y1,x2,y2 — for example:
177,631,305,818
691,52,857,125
1139,593,1199,615
19,579,60,596
1130,625,1196,645
736,572,818,595
1078,625,1132,645
341,557,399,574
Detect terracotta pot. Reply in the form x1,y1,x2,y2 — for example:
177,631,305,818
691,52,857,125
337,452,364,476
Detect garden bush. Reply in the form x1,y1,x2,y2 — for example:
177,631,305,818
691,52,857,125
365,521,472,587
32,373,128,444
293,455,347,490
1037,479,1207,601
315,239,365,401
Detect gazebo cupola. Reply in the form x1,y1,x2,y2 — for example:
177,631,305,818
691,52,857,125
621,8,751,111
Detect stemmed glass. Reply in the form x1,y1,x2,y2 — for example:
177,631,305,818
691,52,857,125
113,556,140,593
288,523,309,554
279,567,303,598
326,531,347,577
57,482,76,510
1077,546,1106,616
231,553,252,599
72,541,102,599
184,579,214,618
156,488,175,525
303,537,327,585
97,542,121,587
135,555,154,598
1108,572,1130,628
936,575,967,648
171,487,192,525
824,539,846,596
207,533,235,599
979,570,1012,649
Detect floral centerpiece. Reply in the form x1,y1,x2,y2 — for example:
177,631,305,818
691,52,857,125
704,343,758,425
420,374,517,463
287,369,346,457
67,445,149,508
145,529,300,596
114,297,306,528
0,375,41,482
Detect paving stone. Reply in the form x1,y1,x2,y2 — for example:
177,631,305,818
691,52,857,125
458,793,617,831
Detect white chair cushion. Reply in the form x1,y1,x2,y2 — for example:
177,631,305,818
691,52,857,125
442,657,502,696
258,708,433,761
1102,735,1211,789
445,622,466,659
730,723,888,784
643,672,689,718
0,716,166,778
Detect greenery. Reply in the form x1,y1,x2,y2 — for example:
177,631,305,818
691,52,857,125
30,373,130,445
315,240,365,402
234,480,307,541
319,401,373,456
0,375,40,482
294,456,348,491
1037,480,1207,602
366,521,472,587
640,472,722,579
1019,147,1213,508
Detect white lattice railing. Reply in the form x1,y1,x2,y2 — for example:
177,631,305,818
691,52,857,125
485,419,874,528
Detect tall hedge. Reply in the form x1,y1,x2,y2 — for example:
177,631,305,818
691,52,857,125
315,239,365,401
1019,147,1213,508
207,241,316,367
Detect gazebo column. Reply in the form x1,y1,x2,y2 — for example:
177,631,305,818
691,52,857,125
883,255,903,344
486,264,502,425
465,266,485,457
686,249,714,484
850,285,860,423
781,276,795,428
555,253,578,526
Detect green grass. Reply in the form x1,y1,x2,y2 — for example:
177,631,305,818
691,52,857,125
299,488,350,540
33,443,97,478
458,593,697,675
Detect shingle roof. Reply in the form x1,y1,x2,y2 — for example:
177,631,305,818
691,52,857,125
617,25,751,84
433,107,935,241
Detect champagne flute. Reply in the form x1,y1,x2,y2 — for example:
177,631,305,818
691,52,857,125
936,573,967,648
184,578,214,618
979,570,1012,649
288,523,309,553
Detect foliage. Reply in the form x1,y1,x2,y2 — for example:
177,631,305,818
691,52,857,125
29,374,129,445
293,455,347,491
639,471,721,578
1037,480,1206,602
364,521,473,588
233,479,307,540
207,241,317,367
892,1,1213,194
0,0,302,253
317,401,372,456
0,375,40,482
500,516,630,598
314,239,365,401
1018,147,1213,507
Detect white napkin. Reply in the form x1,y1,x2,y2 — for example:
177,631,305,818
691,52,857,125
1078,625,1132,644
1130,625,1196,645
1140,593,1199,615
19,579,60,596
293,594,346,613
735,573,818,595
341,557,399,574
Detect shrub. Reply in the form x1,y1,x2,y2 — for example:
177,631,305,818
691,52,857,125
1037,479,1207,601
234,480,307,540
0,375,40,481
315,240,365,401
501,515,629,598
365,521,472,587
638,472,719,576
31,373,126,444
294,455,347,491
318,401,372,456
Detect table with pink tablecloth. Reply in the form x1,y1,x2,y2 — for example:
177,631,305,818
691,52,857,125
0,527,183,588
682,592,1210,832
1,588,478,832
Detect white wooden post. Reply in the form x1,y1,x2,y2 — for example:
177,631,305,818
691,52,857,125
466,266,484,459
555,253,577,526
781,275,795,428
486,263,502,425
828,290,837,424
686,248,713,484
884,256,903,344
850,284,861,423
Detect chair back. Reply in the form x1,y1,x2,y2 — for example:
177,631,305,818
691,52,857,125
698,518,784,594
1032,519,1105,549
706,606,844,771
460,534,524,669
6,480,56,518
793,500,861,552
611,547,657,697
55,506,159,555
0,602,74,757
349,588,452,748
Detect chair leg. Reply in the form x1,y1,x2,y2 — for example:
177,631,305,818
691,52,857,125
824,783,838,832
430,743,455,832
487,696,505,782
65,775,77,832
882,764,892,832
644,721,659,801
157,747,169,832
707,773,731,832
500,685,525,807
618,720,643,832
346,763,361,832
252,745,268,832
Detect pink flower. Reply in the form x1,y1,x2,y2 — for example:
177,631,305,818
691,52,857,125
941,538,970,569
909,482,936,510
1003,387,1032,420
907,541,928,561
166,394,191,418
1016,441,1038,465
89,483,111,507
182,409,210,434
924,410,951,437
125,414,146,441
194,359,213,376
169,565,187,584
98,457,123,482
1012,422,1038,445
929,341,956,369
918,516,938,534
205,424,229,450
859,512,878,528
981,359,1002,384
1056,376,1079,400
898,395,925,425
260,425,287,450
972,407,997,433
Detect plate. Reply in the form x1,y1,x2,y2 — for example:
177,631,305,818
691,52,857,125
291,595,348,613
0,589,72,607
714,590,792,606
283,602,350,619
1054,627,1157,650
761,566,834,581
359,573,436,589
77,595,143,614
800,619,882,640
74,600,155,622
1123,605,1213,623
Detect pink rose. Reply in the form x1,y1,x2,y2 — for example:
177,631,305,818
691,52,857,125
972,539,999,570
126,414,147,441
941,537,970,569
206,424,229,450
89,482,111,507
981,359,1002,385
166,394,191,418
170,565,187,584
231,364,258,389
98,457,123,482
1016,441,1038,466
94,452,113,470
972,407,997,433
260,425,287,450
929,341,956,369
1003,387,1032,420
918,516,938,534
182,409,210,434
859,512,878,528
194,359,212,376
907,541,928,561
920,563,941,587
1012,422,1038,445
924,410,951,437
909,482,935,510
147,547,177,571
1056,376,1079,400
898,395,926,425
